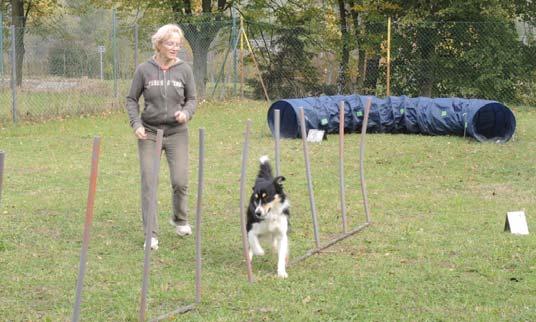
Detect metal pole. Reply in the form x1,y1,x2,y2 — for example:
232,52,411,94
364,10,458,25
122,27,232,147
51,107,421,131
290,222,369,266
241,28,270,102
10,25,17,124
112,9,118,98
210,41,234,99
134,23,139,69
360,99,372,223
298,108,320,249
152,305,196,321
463,113,468,139
152,130,202,321
232,9,238,96
338,102,347,233
195,128,205,304
386,17,391,97
239,16,244,99
231,7,238,97
140,129,164,322
239,120,254,283
72,137,101,322
0,151,4,206
0,13,4,78
274,109,281,177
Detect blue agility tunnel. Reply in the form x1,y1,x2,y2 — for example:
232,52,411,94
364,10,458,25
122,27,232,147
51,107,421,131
267,95,516,142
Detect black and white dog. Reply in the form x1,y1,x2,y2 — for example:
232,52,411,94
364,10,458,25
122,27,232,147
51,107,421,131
246,156,290,278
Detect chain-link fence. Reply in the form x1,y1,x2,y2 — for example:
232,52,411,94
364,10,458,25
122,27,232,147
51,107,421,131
1,12,535,123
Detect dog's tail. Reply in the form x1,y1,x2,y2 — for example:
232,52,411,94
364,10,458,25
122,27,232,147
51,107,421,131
258,155,273,179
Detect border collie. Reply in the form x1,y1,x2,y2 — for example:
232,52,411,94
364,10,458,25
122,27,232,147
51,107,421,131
246,156,290,278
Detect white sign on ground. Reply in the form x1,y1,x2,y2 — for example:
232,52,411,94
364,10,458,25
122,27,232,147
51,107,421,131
504,211,529,235
307,129,325,143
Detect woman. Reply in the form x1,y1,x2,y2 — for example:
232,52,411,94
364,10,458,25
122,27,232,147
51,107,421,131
126,24,197,250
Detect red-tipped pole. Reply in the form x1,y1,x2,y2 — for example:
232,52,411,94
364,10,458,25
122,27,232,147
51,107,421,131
72,137,101,322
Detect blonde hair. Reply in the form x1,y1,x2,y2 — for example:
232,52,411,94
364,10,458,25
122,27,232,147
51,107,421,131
151,24,184,53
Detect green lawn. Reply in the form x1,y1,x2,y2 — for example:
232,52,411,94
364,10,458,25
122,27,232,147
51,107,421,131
0,100,535,321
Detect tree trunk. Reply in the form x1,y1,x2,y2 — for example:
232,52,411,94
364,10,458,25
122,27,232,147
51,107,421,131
356,49,366,91
348,0,364,92
417,27,434,97
11,0,25,87
337,0,350,94
363,56,379,95
191,45,209,99
182,24,221,100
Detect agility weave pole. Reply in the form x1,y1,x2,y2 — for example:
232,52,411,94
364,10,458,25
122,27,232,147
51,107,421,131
195,128,204,304
288,98,372,266
139,129,164,322
298,107,321,249
360,99,372,223
239,120,255,283
71,137,101,322
338,102,348,234
274,109,281,177
151,128,205,321
0,150,4,206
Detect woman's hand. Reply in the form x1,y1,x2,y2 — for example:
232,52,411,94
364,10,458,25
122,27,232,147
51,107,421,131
135,126,147,139
174,111,188,124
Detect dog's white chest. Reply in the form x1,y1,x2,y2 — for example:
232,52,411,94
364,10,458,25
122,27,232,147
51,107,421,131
253,213,287,235
267,216,283,232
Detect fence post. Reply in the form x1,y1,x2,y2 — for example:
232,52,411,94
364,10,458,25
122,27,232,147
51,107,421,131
0,13,3,78
232,8,238,96
134,23,139,70
10,25,17,124
386,17,391,97
239,16,244,99
112,9,118,98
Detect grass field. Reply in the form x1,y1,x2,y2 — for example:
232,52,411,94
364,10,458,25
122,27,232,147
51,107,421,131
0,100,535,321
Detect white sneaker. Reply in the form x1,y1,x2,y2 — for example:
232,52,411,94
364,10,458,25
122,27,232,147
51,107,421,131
143,237,159,250
175,224,192,237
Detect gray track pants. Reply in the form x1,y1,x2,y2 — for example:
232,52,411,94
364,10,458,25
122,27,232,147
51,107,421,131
138,129,189,237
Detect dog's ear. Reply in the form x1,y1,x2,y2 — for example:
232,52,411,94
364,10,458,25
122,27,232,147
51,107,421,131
274,176,286,186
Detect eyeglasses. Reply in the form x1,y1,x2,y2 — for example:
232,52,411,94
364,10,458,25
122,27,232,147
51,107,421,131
162,41,181,48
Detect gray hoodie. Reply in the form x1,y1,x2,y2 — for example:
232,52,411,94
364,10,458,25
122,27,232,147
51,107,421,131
126,58,197,136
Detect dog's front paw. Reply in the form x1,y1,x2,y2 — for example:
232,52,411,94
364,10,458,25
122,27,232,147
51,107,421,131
277,270,288,279
253,248,265,256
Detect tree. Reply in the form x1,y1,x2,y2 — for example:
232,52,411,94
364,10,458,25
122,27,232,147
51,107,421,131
3,0,60,86
97,0,232,98
388,0,536,101
247,24,324,99
329,0,399,94
240,0,327,98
